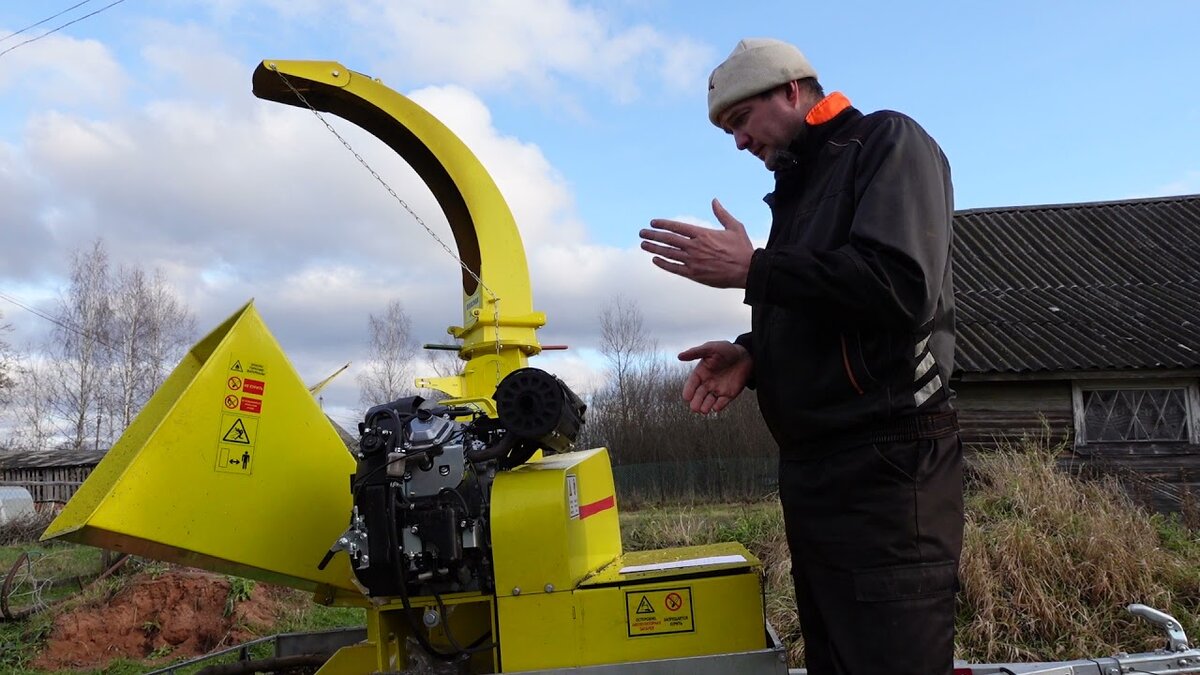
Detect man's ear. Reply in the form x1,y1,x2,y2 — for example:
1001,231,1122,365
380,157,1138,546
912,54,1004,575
784,80,803,108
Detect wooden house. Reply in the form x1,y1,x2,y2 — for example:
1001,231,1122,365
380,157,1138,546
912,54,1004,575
951,194,1200,512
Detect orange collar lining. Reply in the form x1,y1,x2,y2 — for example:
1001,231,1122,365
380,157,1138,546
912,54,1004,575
805,92,852,126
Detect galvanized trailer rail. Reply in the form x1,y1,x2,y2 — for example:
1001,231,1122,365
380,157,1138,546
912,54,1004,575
955,604,1200,675
143,604,1198,674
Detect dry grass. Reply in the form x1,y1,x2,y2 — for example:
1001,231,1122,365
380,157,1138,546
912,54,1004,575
620,440,1200,667
958,441,1200,662
0,509,55,546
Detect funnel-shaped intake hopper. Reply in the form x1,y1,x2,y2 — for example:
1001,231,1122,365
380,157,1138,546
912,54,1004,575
43,302,359,597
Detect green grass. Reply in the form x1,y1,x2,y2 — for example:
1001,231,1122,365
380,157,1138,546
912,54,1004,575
275,603,367,633
223,576,255,616
0,552,125,675
0,542,110,609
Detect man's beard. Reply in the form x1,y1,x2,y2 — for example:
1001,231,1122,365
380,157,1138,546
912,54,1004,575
765,148,799,172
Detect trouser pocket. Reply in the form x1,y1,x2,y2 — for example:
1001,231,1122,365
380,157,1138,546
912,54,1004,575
853,560,959,602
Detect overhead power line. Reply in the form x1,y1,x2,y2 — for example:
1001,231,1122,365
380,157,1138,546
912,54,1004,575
0,1,95,44
0,0,128,60
0,291,116,352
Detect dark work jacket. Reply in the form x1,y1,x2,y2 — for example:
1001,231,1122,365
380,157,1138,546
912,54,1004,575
735,104,957,458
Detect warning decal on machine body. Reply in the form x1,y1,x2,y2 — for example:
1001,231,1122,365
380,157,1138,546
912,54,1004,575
217,356,267,475
566,474,580,518
216,413,258,474
625,587,694,637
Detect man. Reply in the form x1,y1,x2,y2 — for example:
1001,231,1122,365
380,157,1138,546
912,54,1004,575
639,38,963,674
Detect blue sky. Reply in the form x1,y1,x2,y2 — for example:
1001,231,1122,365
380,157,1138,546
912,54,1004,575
2,0,1198,428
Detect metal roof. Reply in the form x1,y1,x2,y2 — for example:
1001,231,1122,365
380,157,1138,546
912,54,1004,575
953,194,1200,374
0,447,107,470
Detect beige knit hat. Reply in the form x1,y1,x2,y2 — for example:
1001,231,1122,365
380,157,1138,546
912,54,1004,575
707,38,817,126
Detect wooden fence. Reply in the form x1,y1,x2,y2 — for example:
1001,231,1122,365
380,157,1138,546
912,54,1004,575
0,465,92,504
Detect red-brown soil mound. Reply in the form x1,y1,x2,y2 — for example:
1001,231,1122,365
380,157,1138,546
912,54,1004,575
32,568,299,671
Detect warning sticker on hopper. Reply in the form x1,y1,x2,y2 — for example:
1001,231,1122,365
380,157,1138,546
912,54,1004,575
215,413,258,475
217,357,267,475
626,587,693,637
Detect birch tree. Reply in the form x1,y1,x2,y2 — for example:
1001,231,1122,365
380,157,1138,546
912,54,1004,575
26,239,196,450
357,300,419,407
0,311,14,406
47,240,112,449
107,266,196,430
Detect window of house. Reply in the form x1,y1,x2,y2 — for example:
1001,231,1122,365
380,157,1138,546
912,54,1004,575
1073,382,1200,445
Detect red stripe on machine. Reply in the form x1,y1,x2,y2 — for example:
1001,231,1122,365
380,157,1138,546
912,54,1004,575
579,495,615,520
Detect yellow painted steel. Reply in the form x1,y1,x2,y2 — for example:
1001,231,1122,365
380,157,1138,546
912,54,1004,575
491,448,623,597
352,593,498,674
488,450,765,672
313,643,376,675
497,542,765,671
250,59,545,402
42,302,360,598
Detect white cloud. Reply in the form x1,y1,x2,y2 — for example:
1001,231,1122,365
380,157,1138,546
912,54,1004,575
528,242,750,351
136,21,248,100
0,32,129,107
344,0,712,102
409,85,586,245
0,9,729,426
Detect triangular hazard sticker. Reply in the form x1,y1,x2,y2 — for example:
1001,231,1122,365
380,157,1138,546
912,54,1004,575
231,360,243,372
636,596,654,614
223,418,251,444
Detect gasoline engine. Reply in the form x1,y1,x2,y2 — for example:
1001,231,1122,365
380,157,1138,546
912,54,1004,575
321,367,585,600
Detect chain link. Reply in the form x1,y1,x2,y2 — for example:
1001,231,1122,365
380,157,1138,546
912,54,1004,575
270,66,507,386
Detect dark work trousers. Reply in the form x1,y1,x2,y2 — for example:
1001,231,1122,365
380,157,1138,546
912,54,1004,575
779,434,964,675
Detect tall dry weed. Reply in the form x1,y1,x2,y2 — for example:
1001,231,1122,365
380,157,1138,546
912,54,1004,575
621,438,1200,667
957,439,1200,662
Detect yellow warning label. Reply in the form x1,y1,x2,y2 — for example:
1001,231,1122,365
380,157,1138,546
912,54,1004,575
626,587,693,637
216,413,258,475
216,445,255,475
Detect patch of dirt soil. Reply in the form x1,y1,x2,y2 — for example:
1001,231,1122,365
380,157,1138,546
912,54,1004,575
32,568,303,671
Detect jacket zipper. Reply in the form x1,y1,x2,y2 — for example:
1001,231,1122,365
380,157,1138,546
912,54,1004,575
840,333,865,395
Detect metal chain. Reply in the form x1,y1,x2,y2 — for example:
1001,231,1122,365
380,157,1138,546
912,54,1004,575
270,66,506,386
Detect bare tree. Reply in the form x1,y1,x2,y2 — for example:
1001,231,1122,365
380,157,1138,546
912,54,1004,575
46,240,113,450
107,266,196,430
414,343,464,402
597,295,661,425
584,295,668,460
422,346,463,379
578,294,779,502
357,300,419,406
0,310,15,406
599,295,651,403
16,239,197,451
9,359,54,452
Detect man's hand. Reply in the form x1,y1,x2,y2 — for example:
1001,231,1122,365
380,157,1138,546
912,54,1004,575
640,199,754,288
679,341,752,414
